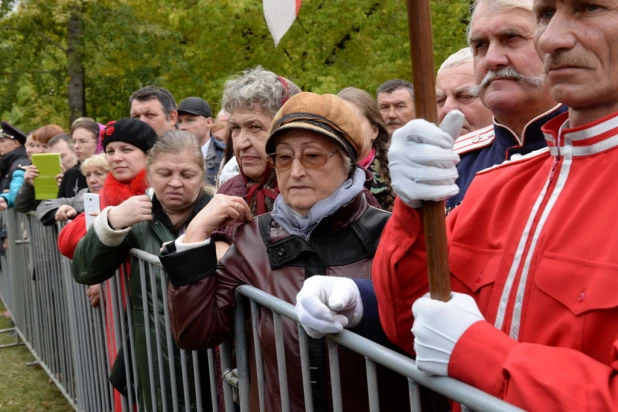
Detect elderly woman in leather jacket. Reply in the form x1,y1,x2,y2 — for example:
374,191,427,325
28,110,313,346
160,92,407,412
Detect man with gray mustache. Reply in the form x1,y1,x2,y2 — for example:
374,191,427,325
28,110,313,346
297,0,618,409
446,0,565,212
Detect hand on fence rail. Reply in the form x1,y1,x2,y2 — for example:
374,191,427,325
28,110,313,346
55,205,77,222
240,285,525,412
295,276,363,339
86,285,101,307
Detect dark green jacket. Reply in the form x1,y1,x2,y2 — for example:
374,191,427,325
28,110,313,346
72,193,212,412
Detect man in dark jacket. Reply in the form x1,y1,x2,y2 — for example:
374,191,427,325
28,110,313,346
0,121,29,210
177,97,225,186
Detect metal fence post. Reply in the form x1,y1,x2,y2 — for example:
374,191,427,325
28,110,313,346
233,292,250,412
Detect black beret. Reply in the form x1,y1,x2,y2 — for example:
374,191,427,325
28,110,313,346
100,118,157,154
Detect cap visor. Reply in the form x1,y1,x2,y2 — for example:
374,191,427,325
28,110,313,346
268,121,346,151
177,110,204,116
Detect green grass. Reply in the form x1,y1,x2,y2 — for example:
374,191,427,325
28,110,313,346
0,299,72,411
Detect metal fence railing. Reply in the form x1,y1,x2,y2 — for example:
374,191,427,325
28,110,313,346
0,208,524,412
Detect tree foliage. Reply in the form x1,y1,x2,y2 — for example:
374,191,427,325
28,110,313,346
1,0,471,132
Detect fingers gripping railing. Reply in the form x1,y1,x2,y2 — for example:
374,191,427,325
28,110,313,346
232,285,525,412
0,207,524,412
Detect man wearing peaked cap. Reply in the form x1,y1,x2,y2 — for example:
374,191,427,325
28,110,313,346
0,121,27,145
0,121,29,210
177,97,225,186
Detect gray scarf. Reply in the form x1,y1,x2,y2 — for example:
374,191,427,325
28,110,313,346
271,167,366,239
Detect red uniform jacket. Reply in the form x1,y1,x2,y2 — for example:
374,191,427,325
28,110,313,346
374,111,618,411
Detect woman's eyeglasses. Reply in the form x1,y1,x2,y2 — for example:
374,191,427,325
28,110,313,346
266,150,338,170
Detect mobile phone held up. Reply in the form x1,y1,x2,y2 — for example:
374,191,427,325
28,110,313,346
83,193,101,230
32,153,62,200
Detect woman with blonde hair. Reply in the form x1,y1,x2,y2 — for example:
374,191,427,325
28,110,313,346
70,127,214,411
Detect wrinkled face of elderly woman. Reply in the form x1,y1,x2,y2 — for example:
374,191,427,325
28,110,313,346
270,130,349,216
229,107,272,181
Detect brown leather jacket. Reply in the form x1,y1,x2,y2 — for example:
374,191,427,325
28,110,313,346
161,193,409,411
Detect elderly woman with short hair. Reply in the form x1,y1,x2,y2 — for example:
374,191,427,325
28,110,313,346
213,66,301,247
160,92,406,412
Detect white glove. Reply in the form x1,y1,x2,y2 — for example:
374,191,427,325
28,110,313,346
389,110,465,208
412,292,485,376
295,276,363,339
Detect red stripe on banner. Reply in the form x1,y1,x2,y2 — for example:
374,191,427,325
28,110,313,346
295,0,302,15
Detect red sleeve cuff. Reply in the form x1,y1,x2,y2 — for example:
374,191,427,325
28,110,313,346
58,213,87,259
448,321,518,397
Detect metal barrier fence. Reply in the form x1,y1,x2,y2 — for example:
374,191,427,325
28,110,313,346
0,209,524,412
0,210,212,412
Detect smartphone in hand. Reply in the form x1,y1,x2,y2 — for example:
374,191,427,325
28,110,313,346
83,193,101,229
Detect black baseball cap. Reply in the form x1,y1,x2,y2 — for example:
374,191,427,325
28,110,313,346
0,121,27,145
177,97,213,118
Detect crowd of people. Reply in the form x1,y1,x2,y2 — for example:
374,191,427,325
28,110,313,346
1,0,615,409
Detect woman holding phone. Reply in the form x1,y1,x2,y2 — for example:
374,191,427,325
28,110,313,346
58,118,157,411
68,125,214,411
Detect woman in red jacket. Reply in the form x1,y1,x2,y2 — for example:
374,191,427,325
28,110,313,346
58,118,156,412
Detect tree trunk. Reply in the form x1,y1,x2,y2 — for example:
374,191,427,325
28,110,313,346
67,2,86,122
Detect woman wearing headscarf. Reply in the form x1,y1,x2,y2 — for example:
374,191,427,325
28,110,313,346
160,92,407,411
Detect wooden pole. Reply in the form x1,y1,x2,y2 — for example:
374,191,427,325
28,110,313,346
406,0,451,302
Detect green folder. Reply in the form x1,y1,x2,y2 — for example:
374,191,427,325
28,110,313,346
32,153,62,200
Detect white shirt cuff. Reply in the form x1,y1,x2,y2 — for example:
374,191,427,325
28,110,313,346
174,234,211,252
